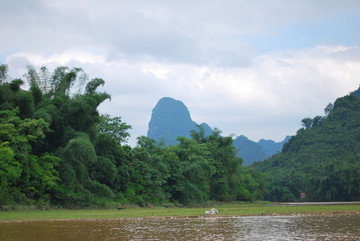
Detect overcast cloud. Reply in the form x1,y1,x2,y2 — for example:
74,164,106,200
1,0,360,145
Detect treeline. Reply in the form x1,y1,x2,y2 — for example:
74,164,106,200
253,88,360,202
0,64,264,208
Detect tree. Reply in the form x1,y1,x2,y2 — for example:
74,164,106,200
0,64,9,84
0,142,21,205
254,89,360,202
169,137,214,204
94,133,131,191
60,134,97,187
312,116,324,127
324,103,334,116
57,133,116,206
0,65,120,206
0,108,60,204
124,136,171,204
97,114,131,144
301,118,313,129
1,64,268,207
85,78,105,94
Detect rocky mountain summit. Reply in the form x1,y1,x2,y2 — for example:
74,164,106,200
147,97,212,146
147,97,288,164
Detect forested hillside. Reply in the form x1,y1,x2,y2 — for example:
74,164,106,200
253,88,360,202
0,64,264,208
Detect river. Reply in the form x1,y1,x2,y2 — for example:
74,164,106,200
0,213,359,240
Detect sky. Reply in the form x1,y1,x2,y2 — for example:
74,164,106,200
1,0,360,146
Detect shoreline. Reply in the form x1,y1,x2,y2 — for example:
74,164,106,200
276,201,360,206
1,210,360,223
1,201,359,222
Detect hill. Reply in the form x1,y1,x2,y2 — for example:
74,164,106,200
258,136,291,157
147,97,289,163
233,135,290,166
253,87,360,202
147,97,212,145
233,135,267,165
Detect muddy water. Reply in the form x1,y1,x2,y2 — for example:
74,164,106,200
0,214,359,240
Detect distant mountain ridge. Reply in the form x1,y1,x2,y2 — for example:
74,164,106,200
258,137,292,157
233,135,291,166
147,97,289,163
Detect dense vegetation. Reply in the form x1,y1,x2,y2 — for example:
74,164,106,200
253,88,360,202
0,64,264,208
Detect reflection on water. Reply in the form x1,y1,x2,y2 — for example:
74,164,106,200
0,214,359,241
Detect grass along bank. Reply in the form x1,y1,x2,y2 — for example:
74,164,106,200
1,202,360,222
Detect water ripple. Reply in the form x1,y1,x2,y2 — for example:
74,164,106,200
0,214,359,240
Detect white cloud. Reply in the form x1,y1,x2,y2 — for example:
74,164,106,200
5,45,360,145
2,0,360,145
2,0,360,66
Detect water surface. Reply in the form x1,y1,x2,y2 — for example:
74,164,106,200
0,214,359,240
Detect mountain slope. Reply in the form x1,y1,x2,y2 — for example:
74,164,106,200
233,136,267,165
147,97,212,145
233,135,290,166
253,87,360,202
258,136,291,157
148,97,289,160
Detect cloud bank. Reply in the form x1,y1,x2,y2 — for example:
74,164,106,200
1,0,360,145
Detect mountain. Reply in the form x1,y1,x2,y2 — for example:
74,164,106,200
233,135,290,166
253,87,360,202
147,97,212,145
258,136,291,157
233,136,267,165
147,97,289,163
198,122,213,136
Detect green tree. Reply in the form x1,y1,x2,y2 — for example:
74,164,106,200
0,108,60,205
169,137,214,204
124,136,171,205
0,142,21,205
97,114,131,144
254,88,360,202
0,64,9,84
301,118,313,129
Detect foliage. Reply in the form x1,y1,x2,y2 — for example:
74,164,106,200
0,108,59,205
0,64,264,207
254,89,360,202
1,65,359,207
97,114,131,144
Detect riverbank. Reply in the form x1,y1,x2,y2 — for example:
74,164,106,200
1,202,359,222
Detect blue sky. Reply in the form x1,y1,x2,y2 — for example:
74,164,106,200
1,0,360,145
252,12,360,53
